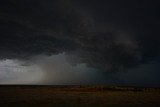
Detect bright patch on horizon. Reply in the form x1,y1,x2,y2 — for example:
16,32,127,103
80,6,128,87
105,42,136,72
0,59,44,84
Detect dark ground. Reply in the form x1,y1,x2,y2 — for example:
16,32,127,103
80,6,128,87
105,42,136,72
0,85,160,107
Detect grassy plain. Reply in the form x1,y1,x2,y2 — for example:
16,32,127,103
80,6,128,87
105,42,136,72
0,85,160,107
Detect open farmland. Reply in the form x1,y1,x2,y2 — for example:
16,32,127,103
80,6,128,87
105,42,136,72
0,85,160,107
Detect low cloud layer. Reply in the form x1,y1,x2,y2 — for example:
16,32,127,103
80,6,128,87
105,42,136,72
1,54,159,86
0,54,114,85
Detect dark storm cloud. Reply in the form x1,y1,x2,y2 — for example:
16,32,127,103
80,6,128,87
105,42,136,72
0,0,82,58
0,0,160,72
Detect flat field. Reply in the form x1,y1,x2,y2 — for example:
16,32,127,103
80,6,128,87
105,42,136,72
0,85,160,107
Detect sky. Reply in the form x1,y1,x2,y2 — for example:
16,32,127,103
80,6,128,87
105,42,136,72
0,0,160,86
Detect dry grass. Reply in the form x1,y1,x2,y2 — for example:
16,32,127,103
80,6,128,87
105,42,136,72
0,85,160,107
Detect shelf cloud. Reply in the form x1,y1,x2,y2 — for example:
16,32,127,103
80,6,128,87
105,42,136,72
0,0,160,86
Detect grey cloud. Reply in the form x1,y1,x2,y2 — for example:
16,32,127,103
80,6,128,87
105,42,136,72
0,0,160,73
